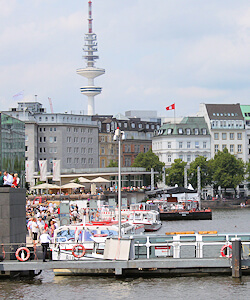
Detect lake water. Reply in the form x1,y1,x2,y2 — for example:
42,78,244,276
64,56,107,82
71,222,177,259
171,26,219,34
0,208,250,300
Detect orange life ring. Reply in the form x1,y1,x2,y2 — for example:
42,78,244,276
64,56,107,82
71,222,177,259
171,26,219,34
72,244,86,258
220,244,232,258
15,247,30,262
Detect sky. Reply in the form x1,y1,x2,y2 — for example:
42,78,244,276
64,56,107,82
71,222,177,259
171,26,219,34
0,0,250,119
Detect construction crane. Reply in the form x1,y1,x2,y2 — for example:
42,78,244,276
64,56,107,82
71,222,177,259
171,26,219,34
48,97,54,113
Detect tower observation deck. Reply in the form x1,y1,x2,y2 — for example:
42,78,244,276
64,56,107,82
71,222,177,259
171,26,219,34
76,0,105,116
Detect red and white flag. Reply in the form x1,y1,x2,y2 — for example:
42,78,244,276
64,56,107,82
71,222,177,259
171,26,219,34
39,160,47,181
25,160,34,183
52,160,61,181
166,103,175,110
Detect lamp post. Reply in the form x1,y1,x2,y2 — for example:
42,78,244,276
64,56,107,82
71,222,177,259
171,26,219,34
113,127,125,238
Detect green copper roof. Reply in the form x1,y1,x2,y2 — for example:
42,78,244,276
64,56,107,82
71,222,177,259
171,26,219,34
160,116,209,136
240,105,250,121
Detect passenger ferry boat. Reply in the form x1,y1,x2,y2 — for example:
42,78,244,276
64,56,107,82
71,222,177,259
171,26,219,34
127,210,162,232
51,221,144,261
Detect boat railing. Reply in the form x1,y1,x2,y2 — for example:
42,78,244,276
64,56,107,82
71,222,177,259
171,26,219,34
132,233,250,260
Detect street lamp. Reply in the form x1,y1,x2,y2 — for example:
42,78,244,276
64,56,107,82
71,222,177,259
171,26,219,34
113,127,125,238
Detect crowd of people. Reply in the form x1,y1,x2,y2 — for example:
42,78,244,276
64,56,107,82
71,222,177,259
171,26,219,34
26,200,59,245
0,171,20,187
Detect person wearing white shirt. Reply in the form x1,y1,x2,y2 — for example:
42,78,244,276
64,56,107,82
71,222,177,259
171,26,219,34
40,230,51,262
3,171,13,186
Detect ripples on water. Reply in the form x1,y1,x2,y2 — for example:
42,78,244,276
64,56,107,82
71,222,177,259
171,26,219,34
0,209,249,300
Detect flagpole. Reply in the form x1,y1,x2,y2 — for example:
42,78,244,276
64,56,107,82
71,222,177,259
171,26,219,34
174,103,176,123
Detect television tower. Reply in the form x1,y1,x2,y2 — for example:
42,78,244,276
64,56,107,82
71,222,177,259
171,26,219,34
76,0,105,116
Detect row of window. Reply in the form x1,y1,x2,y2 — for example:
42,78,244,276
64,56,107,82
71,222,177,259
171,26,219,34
39,136,57,143
124,145,149,153
66,157,94,164
38,116,89,123
66,127,93,134
67,147,94,154
214,132,242,140
167,128,207,135
211,120,244,129
166,154,208,163
214,144,242,154
212,112,238,117
66,137,93,143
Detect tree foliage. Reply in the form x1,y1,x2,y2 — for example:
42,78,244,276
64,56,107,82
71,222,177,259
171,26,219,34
211,148,245,190
166,159,187,187
188,156,212,189
132,149,165,185
132,148,164,172
107,159,118,168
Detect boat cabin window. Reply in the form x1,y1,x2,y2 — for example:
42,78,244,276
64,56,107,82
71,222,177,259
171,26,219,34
56,229,75,242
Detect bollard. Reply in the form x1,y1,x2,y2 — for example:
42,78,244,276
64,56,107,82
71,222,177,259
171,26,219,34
231,238,242,278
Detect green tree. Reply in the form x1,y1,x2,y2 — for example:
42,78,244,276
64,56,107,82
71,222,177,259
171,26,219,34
212,148,245,195
188,156,212,189
166,159,187,187
107,159,118,167
132,149,165,184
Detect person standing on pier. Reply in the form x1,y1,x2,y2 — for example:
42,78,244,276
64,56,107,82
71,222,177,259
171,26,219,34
40,230,51,262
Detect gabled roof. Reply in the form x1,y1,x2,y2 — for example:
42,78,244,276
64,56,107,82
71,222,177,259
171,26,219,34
205,104,244,120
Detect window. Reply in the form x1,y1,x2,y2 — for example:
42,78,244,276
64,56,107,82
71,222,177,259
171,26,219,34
74,147,79,153
101,147,105,154
230,145,234,153
167,128,172,134
25,135,28,141
222,144,226,150
50,128,52,132
138,124,142,129
124,123,127,128
167,155,171,163
67,137,71,143
222,133,227,140
146,124,149,129
74,137,79,143
49,148,53,153
88,148,93,154
44,137,46,142
54,128,56,131
215,144,219,153
214,133,219,140
67,128,71,132
202,129,207,135
88,138,93,144
187,155,191,162
195,141,199,148
151,125,155,129
106,124,110,132
230,133,234,140
67,147,71,153
203,142,206,149
167,142,171,149
49,137,53,143
125,157,131,167
237,144,242,153
194,128,199,135
39,137,42,143
187,142,191,149
54,137,57,142
186,128,191,135
25,146,28,151
101,136,105,142
179,142,183,149
101,159,105,168
178,128,183,134
74,158,79,164
74,128,78,133
179,155,183,160
237,133,242,140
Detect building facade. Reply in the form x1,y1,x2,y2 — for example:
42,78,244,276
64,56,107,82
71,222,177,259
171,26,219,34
152,117,211,166
93,114,161,168
3,102,99,172
198,103,247,162
0,113,25,180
